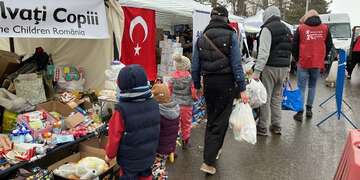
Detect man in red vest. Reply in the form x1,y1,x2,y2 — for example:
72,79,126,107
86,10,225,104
292,10,333,121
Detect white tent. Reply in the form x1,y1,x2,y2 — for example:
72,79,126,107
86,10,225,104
118,0,244,30
244,10,294,33
0,0,124,89
244,10,263,33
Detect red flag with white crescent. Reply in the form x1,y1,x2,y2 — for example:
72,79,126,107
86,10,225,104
121,7,157,80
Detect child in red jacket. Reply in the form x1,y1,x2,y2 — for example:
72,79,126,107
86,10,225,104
105,65,160,180
169,54,196,148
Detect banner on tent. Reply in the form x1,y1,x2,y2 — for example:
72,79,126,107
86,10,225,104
0,0,108,39
192,10,210,45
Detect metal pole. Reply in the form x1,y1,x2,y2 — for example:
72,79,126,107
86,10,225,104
305,0,311,13
9,37,14,53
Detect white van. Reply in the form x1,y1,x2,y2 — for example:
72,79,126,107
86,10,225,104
319,13,352,53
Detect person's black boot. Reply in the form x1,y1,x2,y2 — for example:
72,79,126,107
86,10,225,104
306,105,313,118
293,111,303,122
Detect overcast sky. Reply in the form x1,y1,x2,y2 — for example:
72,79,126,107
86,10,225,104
329,0,360,27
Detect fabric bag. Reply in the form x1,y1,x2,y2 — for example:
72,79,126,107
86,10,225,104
229,99,256,144
246,79,267,108
282,80,304,112
14,73,47,105
326,61,338,83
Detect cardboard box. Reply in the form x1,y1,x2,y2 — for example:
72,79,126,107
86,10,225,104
64,112,84,129
0,50,20,84
79,136,108,156
48,151,115,180
49,136,115,180
37,101,74,117
67,99,92,111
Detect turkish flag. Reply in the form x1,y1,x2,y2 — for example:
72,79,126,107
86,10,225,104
121,7,157,80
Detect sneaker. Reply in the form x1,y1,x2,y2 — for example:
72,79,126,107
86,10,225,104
270,125,282,135
216,149,222,160
306,106,313,118
200,163,216,175
293,111,303,122
257,127,268,136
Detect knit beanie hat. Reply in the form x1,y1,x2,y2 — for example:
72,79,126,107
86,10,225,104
117,64,148,91
152,83,171,104
173,54,191,71
211,5,229,17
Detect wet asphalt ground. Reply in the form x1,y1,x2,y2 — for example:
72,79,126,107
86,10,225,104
167,78,360,180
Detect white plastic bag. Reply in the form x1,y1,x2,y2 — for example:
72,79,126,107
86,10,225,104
246,79,267,108
53,163,77,178
104,61,125,91
242,57,255,74
0,88,26,111
229,99,257,144
76,157,109,179
326,61,338,82
350,64,360,86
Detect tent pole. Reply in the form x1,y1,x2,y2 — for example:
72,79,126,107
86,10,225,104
9,37,15,53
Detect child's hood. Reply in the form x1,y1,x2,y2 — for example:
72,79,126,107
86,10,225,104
159,101,180,120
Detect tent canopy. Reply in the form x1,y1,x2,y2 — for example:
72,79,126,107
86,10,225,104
244,10,294,33
118,0,244,30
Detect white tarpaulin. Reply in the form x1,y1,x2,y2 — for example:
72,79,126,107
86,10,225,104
244,10,294,33
119,0,243,31
0,0,109,39
0,0,124,89
193,10,246,51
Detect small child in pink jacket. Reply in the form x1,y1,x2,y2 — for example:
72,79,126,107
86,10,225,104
169,54,196,148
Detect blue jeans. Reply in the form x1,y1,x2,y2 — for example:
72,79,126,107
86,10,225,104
297,67,321,111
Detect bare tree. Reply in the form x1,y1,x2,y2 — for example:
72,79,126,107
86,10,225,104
228,0,247,16
211,0,218,7
262,0,269,7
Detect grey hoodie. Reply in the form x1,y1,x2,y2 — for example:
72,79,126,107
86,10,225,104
254,6,283,78
159,101,180,120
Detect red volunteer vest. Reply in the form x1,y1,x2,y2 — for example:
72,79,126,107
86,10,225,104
299,24,328,69
353,36,360,52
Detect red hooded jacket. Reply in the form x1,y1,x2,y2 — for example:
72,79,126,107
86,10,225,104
298,23,329,69
292,16,333,69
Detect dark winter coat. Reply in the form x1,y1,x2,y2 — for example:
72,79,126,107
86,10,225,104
116,99,160,172
157,101,180,155
259,16,292,67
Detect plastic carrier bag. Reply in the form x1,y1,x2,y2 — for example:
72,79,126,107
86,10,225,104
282,80,304,112
326,61,338,83
229,99,256,144
246,79,267,108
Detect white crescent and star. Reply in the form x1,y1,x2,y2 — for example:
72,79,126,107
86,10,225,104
129,16,148,56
